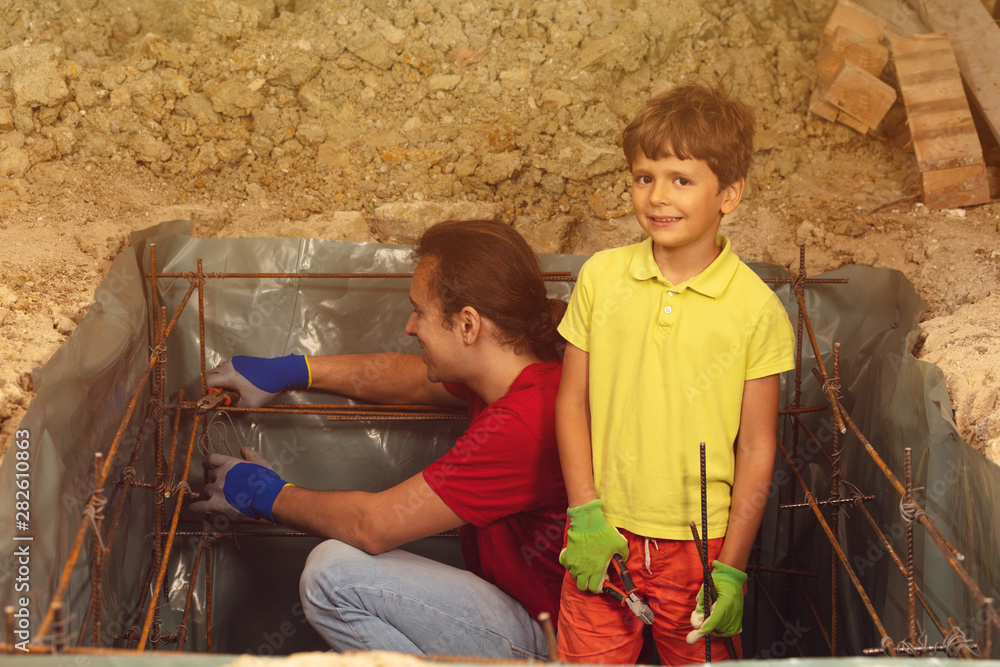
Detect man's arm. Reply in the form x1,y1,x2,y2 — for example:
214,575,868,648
718,373,780,571
307,353,463,406
272,472,465,554
556,343,596,506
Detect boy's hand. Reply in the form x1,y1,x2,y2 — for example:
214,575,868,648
686,560,748,642
206,355,311,408
559,499,629,594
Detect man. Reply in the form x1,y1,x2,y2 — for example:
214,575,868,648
192,220,568,659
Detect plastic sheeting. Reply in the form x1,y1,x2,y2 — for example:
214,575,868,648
0,223,997,659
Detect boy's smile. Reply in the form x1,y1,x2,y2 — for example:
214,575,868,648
631,149,744,280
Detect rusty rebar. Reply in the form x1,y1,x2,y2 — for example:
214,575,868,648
174,530,207,652
177,400,466,421
197,260,207,398
147,270,574,281
747,565,819,578
151,305,168,640
830,343,841,656
538,612,558,662
904,447,917,640
834,405,1000,636
779,495,874,510
795,575,834,654
37,349,161,641
92,453,106,646
775,438,897,655
754,573,807,657
205,542,213,653
138,413,203,651
789,365,952,641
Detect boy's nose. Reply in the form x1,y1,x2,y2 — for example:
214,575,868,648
650,181,669,205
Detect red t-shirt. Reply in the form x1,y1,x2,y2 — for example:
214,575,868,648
423,359,568,626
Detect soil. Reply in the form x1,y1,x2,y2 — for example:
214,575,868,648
1,0,999,465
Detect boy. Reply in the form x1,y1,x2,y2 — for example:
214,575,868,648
555,83,795,664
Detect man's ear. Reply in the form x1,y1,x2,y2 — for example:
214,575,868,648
720,178,745,215
457,306,482,344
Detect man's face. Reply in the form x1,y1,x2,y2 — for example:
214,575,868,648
405,260,465,383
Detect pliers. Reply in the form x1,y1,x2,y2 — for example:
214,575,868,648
603,553,655,625
196,388,241,412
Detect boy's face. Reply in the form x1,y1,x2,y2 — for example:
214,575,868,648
630,149,744,260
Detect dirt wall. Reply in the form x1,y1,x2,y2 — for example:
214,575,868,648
0,0,998,463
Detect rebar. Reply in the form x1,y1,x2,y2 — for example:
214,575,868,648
904,448,917,640
538,612,558,662
137,413,203,651
775,438,897,655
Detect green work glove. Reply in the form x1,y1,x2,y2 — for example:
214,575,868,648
686,560,748,643
558,499,628,594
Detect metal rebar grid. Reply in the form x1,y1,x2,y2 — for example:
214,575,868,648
770,247,992,659
32,254,493,654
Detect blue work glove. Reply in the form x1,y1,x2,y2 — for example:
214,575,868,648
558,499,629,593
686,560,748,642
190,450,292,522
206,354,312,408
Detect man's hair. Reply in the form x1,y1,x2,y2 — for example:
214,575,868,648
622,82,756,189
413,220,566,360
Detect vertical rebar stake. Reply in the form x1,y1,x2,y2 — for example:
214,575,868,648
197,259,208,398
984,597,994,660
52,603,65,653
701,441,711,663
830,343,841,656
91,452,106,646
538,612,558,662
904,447,917,640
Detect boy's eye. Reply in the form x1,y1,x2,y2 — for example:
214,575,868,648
675,178,691,186
635,175,652,184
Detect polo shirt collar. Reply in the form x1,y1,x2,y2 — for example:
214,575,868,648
628,235,740,298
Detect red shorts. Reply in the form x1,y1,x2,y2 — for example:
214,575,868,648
557,529,742,665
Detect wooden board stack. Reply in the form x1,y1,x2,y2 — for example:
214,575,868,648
809,0,895,134
808,0,994,208
889,33,990,208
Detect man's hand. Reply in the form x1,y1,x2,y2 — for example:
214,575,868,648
558,499,628,593
686,561,747,643
190,451,292,522
206,355,312,408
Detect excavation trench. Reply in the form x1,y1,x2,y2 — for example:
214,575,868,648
0,221,997,660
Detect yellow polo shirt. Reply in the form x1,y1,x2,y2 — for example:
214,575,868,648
558,236,795,539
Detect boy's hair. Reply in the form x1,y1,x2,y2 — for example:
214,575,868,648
622,82,756,189
413,220,567,361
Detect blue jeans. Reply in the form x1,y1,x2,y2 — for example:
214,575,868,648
299,539,550,659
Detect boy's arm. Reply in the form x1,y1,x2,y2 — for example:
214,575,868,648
556,343,596,505
555,342,628,592
718,373,780,570
688,373,780,642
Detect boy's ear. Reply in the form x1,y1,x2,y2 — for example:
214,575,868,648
720,178,745,215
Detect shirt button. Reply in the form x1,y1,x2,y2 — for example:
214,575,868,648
664,306,672,314
668,291,676,297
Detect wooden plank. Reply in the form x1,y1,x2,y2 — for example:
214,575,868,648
816,26,889,78
890,33,985,171
917,0,1000,147
921,164,990,208
823,0,887,41
837,111,870,134
821,60,896,129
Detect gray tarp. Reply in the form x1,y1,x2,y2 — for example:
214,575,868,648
0,222,997,659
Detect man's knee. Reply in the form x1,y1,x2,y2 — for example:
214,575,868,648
300,539,371,610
